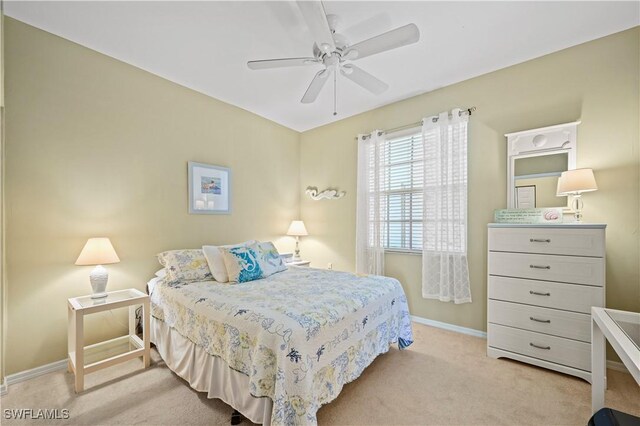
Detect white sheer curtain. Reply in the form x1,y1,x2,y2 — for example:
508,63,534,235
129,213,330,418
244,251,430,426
356,131,386,275
421,109,472,303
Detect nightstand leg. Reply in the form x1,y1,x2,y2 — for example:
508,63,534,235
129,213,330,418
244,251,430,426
67,306,74,373
143,299,150,368
74,310,84,393
128,305,136,335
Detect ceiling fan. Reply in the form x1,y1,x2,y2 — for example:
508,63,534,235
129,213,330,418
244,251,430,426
247,1,420,115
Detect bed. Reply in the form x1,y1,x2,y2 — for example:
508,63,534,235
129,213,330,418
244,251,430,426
148,265,413,425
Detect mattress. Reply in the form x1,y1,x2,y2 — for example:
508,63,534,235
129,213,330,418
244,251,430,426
150,266,413,425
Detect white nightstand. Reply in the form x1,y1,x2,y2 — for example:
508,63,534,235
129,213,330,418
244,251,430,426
67,288,150,392
287,260,310,267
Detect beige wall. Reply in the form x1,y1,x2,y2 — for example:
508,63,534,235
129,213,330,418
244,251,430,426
4,18,301,375
300,27,640,331
4,17,639,376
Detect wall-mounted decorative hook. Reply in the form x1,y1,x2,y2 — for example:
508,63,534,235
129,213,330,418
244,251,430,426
306,186,346,200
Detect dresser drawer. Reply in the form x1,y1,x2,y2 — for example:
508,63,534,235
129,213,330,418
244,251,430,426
488,227,605,257
489,276,603,314
489,252,604,286
488,300,591,342
488,324,591,371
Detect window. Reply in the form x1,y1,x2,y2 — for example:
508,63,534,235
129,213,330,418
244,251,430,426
368,128,424,251
358,109,470,301
367,121,468,254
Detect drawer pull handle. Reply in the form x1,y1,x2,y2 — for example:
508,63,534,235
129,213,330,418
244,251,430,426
529,342,551,350
530,264,551,270
530,238,551,243
530,291,551,296
530,316,551,324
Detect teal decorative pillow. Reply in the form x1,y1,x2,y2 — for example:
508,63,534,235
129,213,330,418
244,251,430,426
220,244,264,283
202,240,257,283
255,241,287,277
157,249,213,284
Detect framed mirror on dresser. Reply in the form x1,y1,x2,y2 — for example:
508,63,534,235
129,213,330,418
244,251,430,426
506,121,579,211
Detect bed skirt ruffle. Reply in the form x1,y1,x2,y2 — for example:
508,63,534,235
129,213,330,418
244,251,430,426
151,317,273,424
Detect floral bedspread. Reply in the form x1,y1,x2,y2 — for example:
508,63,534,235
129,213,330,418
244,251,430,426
150,266,413,425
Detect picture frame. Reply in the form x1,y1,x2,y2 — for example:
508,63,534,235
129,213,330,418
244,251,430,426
515,185,536,209
188,161,231,214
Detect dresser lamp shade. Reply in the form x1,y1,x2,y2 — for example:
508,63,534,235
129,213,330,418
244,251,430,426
287,220,308,237
556,169,598,223
556,168,598,195
75,238,120,299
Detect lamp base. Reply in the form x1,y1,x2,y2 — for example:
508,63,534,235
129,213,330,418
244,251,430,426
293,236,301,261
89,265,109,299
571,194,584,223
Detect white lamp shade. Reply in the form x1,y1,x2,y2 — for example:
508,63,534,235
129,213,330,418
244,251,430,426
287,220,308,236
556,168,598,195
75,237,120,266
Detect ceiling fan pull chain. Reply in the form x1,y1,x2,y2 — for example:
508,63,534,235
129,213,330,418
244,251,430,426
333,68,338,116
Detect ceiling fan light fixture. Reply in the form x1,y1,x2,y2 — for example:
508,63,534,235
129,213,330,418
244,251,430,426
319,42,332,52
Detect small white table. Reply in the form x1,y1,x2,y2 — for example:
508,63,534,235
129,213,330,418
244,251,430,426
591,307,640,413
68,288,150,392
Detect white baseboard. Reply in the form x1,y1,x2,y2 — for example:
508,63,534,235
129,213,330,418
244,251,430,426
0,381,7,396
3,358,67,392
411,315,487,338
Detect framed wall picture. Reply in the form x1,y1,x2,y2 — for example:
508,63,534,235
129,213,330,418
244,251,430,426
188,161,231,214
515,185,536,209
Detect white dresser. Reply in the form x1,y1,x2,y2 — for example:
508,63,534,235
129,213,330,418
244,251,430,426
487,223,606,382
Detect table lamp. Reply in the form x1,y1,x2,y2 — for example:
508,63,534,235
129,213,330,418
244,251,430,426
287,220,308,261
75,237,120,298
556,168,598,223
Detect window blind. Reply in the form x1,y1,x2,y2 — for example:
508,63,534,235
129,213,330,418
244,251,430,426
369,129,424,251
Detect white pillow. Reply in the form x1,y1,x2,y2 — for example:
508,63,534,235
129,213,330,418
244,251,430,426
203,240,256,283
155,269,167,278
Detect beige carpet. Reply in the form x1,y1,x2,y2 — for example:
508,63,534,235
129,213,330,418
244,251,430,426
2,323,639,425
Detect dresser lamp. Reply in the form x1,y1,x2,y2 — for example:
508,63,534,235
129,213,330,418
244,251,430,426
75,237,120,298
556,168,598,223
287,220,308,261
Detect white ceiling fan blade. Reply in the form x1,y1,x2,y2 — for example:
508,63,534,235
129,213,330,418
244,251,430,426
301,68,332,103
297,1,336,54
340,65,388,95
247,57,319,70
344,23,420,60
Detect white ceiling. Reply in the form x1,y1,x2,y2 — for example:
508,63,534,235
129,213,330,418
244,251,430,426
5,1,639,132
